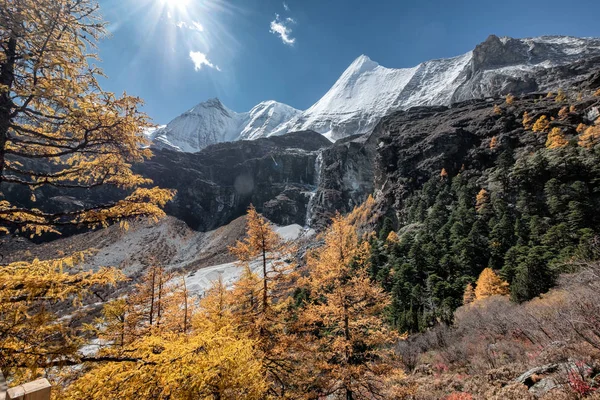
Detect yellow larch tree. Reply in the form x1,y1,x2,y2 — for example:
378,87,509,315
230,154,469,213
0,0,174,382
463,283,476,305
440,168,449,178
474,268,510,300
489,136,499,149
229,205,299,397
555,89,567,102
296,212,402,400
558,106,569,120
578,124,600,149
493,104,502,115
505,93,515,105
546,127,568,149
62,277,267,400
577,123,589,134
475,188,490,213
0,252,125,381
532,115,551,133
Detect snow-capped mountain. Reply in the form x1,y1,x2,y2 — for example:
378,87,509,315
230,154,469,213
150,35,600,151
149,99,300,152
274,35,600,140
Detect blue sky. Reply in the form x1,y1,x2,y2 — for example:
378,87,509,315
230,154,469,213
97,0,600,124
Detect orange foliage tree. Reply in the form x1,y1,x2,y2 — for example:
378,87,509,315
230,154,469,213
578,124,600,149
229,206,298,396
296,210,402,399
532,115,551,133
0,0,173,382
522,111,534,130
474,268,509,300
546,127,568,149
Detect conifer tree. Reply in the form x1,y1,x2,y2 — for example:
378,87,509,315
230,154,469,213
533,115,551,133
463,283,475,305
578,125,600,149
297,212,402,399
510,246,555,303
558,106,569,120
63,277,267,400
546,127,568,149
0,0,173,380
229,206,298,397
474,268,509,300
555,89,567,102
475,189,490,213
489,136,499,149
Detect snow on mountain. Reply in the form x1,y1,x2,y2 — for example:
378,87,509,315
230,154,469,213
151,35,600,150
239,101,302,140
150,99,300,153
274,35,600,140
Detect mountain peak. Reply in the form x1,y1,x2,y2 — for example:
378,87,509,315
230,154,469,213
202,97,223,106
344,54,379,76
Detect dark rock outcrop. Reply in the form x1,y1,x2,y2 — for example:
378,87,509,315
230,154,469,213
135,130,332,230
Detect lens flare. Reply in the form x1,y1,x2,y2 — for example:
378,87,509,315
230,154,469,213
161,0,190,11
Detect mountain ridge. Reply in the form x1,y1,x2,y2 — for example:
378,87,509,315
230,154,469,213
149,34,600,152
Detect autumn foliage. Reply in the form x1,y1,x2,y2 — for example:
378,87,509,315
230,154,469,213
532,115,551,133
474,268,509,300
545,127,568,149
0,0,176,384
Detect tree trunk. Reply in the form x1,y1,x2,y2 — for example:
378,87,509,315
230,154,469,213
149,267,156,326
0,37,17,182
262,236,268,314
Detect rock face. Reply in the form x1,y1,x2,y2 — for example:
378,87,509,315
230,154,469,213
151,35,600,151
135,131,331,230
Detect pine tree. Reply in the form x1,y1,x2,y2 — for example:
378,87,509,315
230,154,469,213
474,268,509,300
510,246,555,303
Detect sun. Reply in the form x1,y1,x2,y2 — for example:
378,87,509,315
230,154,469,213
161,0,190,11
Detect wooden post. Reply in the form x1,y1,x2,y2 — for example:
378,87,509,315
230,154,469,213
6,379,51,400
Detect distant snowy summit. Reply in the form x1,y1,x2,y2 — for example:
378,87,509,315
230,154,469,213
148,99,301,153
150,35,600,152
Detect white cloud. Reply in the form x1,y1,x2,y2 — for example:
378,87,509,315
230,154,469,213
283,2,290,11
189,51,220,71
176,20,204,32
270,14,296,46
191,21,204,32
